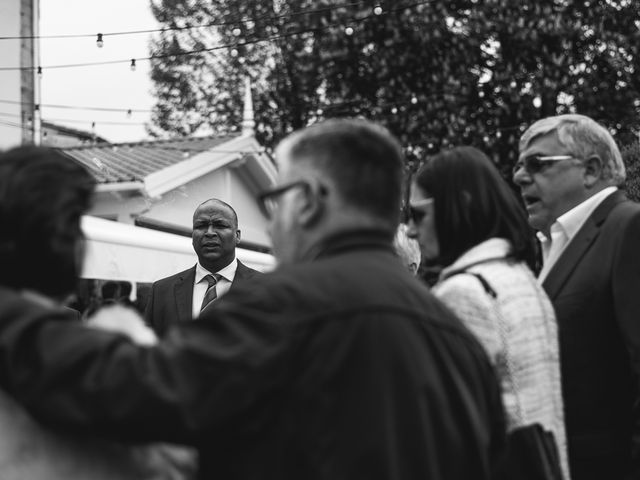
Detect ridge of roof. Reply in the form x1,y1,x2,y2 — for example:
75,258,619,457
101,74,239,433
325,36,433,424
61,133,242,151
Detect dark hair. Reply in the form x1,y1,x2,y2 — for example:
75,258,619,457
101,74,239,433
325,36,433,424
0,146,95,298
283,118,404,232
101,281,121,300
414,146,537,270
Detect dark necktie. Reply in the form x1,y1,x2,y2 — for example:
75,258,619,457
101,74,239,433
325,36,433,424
200,274,221,312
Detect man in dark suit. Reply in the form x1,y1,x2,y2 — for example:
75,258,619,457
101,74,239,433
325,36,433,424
514,114,640,480
144,198,261,335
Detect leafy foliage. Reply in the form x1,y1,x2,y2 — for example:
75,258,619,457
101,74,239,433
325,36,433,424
148,0,640,178
622,141,640,202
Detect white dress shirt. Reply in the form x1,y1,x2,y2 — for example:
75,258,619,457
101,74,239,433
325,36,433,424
537,187,617,282
192,259,237,319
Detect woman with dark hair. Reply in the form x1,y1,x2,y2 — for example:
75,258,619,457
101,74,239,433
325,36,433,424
407,146,570,479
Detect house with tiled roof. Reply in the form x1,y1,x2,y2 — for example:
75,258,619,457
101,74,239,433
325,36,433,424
60,80,277,255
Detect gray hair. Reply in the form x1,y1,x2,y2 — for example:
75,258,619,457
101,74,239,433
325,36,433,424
519,114,626,185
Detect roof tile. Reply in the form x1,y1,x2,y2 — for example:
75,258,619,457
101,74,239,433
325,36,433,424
60,135,239,183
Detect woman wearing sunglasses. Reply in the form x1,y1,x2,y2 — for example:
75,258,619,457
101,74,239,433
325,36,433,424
406,146,570,480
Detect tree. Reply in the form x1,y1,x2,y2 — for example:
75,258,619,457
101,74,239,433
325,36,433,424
622,141,640,202
148,0,640,178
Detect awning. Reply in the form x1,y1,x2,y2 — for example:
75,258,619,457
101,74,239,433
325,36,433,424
81,216,275,283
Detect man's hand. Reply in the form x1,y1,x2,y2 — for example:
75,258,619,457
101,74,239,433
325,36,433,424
86,305,157,346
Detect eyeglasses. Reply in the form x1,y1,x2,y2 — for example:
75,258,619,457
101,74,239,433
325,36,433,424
257,181,309,218
403,197,434,224
512,155,575,176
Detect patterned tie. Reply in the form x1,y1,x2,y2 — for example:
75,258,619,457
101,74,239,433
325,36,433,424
200,274,221,312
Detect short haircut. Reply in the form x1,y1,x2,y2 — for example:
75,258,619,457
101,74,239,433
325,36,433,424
194,198,238,228
278,118,405,232
0,146,95,297
414,146,537,270
520,114,626,185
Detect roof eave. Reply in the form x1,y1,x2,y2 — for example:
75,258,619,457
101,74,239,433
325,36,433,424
95,181,146,193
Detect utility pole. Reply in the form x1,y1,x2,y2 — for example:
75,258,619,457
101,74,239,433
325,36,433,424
32,0,41,145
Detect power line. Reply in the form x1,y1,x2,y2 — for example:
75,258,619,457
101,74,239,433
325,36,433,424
0,1,430,72
0,99,152,113
0,1,372,41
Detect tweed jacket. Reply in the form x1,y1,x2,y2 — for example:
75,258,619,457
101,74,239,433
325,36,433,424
433,237,570,480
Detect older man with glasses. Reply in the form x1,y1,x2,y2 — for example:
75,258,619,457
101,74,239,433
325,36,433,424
0,119,506,480
514,113,640,480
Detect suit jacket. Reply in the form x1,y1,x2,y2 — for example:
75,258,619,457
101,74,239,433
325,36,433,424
144,260,261,336
542,190,640,480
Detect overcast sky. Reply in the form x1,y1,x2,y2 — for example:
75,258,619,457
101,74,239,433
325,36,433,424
40,0,158,143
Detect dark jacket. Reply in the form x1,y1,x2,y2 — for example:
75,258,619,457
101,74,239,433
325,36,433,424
0,230,506,480
144,260,261,335
542,191,640,480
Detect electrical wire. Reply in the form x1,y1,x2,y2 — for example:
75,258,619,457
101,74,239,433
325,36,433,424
0,0,373,41
0,1,431,72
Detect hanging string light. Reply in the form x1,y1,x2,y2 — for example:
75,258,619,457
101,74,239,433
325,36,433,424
130,59,136,71
37,66,42,77
96,33,104,48
345,26,354,36
373,5,383,15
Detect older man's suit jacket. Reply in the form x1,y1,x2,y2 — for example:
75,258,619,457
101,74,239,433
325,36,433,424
541,190,640,480
144,261,261,336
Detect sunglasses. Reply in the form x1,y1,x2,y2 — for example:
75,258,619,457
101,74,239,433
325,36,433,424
403,197,434,224
512,155,575,176
257,181,309,218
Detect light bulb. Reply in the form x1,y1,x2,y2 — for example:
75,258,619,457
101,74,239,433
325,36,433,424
130,59,136,71
96,33,104,48
373,5,383,15
345,26,354,36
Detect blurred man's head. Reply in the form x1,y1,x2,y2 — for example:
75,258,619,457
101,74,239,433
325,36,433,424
514,114,625,235
260,118,405,265
191,198,240,273
0,146,95,299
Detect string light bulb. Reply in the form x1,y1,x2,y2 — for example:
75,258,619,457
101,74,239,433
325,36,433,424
232,27,242,36
130,59,136,71
126,109,132,118
373,5,383,15
96,33,104,48
37,66,42,77
345,26,354,36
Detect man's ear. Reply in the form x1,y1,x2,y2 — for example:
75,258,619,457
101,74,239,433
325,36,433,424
235,229,241,245
583,155,604,188
297,181,326,227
